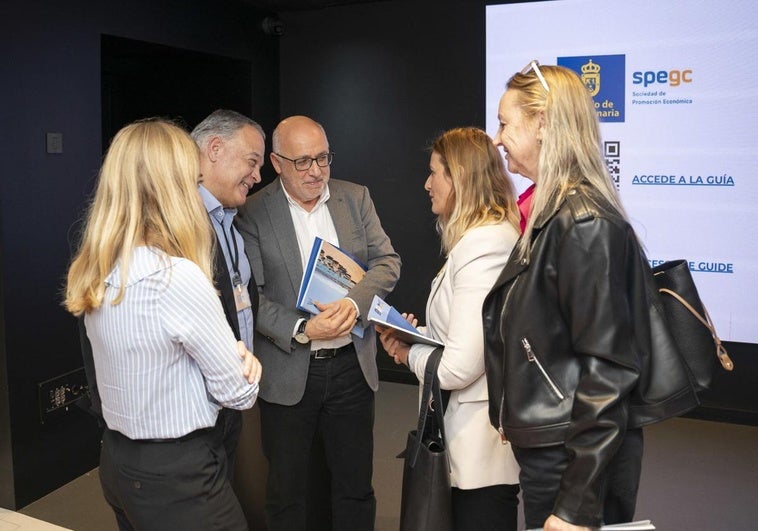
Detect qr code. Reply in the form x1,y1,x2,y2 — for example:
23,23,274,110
604,141,620,189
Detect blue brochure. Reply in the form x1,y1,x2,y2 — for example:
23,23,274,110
297,237,368,338
367,294,443,347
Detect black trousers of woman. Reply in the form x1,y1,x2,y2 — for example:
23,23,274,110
99,424,248,531
513,428,644,529
451,483,520,531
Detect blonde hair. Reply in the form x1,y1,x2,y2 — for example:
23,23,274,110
64,119,215,316
507,65,627,259
432,127,519,254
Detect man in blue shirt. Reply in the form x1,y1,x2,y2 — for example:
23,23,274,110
191,109,265,477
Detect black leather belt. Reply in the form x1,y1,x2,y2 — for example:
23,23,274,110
311,343,355,359
108,426,215,444
142,427,214,444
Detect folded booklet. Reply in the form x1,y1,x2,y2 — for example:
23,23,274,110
367,295,443,347
600,522,655,530
296,237,368,338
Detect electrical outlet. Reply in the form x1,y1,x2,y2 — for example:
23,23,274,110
38,367,90,423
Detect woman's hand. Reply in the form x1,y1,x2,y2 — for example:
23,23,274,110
402,312,418,328
237,341,262,385
543,514,591,531
377,326,411,366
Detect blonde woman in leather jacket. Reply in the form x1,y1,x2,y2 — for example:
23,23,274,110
482,63,695,531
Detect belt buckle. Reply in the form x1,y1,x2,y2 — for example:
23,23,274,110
313,348,336,359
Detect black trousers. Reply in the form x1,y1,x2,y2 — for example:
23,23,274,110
218,407,242,480
513,428,644,529
259,347,376,531
451,483,520,531
99,424,248,531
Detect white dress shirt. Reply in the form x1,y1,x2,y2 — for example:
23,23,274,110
282,183,351,350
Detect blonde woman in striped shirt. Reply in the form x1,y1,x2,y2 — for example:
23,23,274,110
65,119,260,531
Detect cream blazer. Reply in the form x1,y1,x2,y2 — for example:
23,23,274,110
408,222,520,489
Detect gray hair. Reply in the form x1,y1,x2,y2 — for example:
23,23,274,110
190,109,265,149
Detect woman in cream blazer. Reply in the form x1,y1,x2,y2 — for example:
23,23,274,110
380,127,520,531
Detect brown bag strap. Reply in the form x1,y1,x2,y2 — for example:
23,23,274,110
658,288,734,371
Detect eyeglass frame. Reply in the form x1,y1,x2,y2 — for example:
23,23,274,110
521,60,550,93
273,151,334,171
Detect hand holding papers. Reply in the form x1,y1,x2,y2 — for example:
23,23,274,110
296,238,367,337
525,520,655,531
367,295,443,347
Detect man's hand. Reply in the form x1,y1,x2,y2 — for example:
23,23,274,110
237,341,262,385
305,298,358,340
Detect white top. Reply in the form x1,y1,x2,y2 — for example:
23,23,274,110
408,222,521,489
84,246,259,440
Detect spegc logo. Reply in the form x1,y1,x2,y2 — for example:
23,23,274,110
632,68,692,88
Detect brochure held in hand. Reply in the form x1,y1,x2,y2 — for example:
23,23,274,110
296,237,367,338
367,294,443,347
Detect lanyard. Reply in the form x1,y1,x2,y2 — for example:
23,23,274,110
220,221,242,287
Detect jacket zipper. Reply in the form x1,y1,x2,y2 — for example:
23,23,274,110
521,337,565,400
497,276,519,444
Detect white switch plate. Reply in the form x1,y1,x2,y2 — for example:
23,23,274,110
46,132,63,154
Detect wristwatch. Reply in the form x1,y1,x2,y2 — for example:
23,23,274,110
294,319,310,344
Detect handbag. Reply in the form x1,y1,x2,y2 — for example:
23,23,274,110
652,259,734,392
398,347,453,531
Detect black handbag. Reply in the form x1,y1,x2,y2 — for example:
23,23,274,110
652,259,734,392
398,348,453,531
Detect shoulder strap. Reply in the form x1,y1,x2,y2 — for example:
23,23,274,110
408,347,446,467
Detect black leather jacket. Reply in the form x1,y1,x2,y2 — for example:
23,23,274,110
483,186,697,525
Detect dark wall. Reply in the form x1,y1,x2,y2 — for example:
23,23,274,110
278,0,487,382
275,0,757,422
0,0,279,509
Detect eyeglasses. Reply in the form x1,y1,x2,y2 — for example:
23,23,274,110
521,60,550,93
274,152,334,171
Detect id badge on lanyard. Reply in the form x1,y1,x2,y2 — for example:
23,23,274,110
233,272,252,311
223,223,252,312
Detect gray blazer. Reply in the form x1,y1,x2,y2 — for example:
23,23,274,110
236,178,401,405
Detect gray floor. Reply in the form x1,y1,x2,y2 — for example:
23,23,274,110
19,381,758,530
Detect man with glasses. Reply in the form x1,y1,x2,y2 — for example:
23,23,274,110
236,115,401,531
